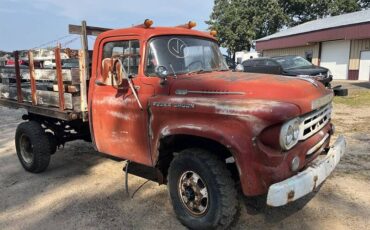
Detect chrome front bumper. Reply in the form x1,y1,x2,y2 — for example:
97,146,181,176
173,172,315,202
266,135,346,207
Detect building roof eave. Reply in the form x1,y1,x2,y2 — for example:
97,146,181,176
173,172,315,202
256,22,370,51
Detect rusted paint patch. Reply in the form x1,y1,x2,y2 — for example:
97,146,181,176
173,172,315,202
313,175,318,191
166,97,287,116
108,111,130,120
148,105,154,139
94,96,133,106
287,190,295,202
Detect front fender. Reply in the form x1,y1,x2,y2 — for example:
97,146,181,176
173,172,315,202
148,96,300,195
155,118,252,157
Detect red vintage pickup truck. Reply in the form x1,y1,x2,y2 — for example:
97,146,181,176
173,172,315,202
0,20,346,229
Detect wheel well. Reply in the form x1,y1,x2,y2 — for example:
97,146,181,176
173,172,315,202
156,134,240,184
23,113,91,145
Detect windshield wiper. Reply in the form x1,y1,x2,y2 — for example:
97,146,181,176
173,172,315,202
169,63,178,79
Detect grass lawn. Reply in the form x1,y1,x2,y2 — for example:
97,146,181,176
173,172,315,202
333,89,370,107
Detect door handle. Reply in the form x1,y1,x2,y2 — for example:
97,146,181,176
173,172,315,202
95,80,107,86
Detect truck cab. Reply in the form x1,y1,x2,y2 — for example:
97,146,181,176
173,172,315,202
7,20,346,229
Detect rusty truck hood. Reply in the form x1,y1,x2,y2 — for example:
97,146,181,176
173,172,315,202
169,71,332,114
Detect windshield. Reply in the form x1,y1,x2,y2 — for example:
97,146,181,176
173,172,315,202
272,56,312,69
146,36,228,76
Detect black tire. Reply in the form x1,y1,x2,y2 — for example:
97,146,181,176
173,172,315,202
46,132,58,155
334,88,348,96
168,148,238,230
15,121,52,173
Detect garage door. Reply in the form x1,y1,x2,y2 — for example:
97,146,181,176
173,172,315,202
359,51,370,81
320,40,350,80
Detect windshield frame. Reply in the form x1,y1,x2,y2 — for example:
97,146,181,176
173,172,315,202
144,35,228,77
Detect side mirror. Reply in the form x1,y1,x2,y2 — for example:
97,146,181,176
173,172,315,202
235,64,244,72
155,66,169,79
112,59,124,87
101,58,124,87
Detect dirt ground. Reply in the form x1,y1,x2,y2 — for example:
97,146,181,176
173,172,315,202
1,81,369,230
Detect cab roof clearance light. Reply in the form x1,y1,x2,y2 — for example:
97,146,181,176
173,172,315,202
133,19,153,28
177,21,197,29
144,19,153,28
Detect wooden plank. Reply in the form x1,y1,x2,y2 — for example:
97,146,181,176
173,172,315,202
55,47,65,111
28,51,37,105
1,78,11,84
68,23,111,36
0,99,80,121
67,85,79,93
81,21,90,80
71,68,80,84
0,67,79,82
14,51,23,102
72,96,81,112
52,84,79,93
0,84,75,110
79,49,88,120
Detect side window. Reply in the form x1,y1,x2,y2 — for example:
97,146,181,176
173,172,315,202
305,50,313,63
102,40,140,76
265,60,279,66
146,45,156,76
254,60,265,67
242,60,253,67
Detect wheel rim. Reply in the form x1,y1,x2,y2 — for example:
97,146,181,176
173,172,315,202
178,171,209,216
19,134,33,164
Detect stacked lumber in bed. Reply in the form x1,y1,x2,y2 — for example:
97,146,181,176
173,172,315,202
0,48,83,112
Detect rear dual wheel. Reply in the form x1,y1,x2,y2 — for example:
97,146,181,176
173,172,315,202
15,121,56,173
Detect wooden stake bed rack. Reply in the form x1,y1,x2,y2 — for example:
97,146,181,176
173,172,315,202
0,48,87,121
0,21,110,122
0,98,79,121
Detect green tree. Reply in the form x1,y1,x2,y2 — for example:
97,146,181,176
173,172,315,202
206,0,287,59
280,0,370,26
207,0,369,57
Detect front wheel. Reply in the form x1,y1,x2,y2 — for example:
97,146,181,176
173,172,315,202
15,121,53,173
168,148,239,229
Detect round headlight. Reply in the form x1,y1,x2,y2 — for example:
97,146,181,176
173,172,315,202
286,126,294,146
292,120,300,140
280,118,301,150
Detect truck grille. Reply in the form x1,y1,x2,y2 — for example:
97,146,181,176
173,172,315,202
299,104,331,140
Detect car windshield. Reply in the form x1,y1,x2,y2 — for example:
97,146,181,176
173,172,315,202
273,56,312,69
146,36,228,76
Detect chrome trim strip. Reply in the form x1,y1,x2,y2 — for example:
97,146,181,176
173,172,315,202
307,133,329,155
312,93,334,110
175,89,245,96
302,109,330,130
299,104,332,140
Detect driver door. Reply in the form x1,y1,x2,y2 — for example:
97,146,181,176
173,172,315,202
91,37,153,166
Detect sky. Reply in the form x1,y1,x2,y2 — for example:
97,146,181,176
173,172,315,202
0,0,214,51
